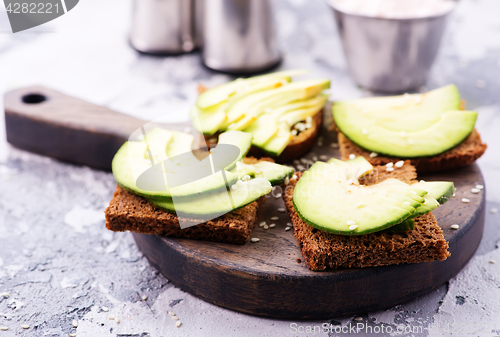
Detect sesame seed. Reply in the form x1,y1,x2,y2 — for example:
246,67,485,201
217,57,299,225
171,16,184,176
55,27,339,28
489,260,496,264
369,152,378,158
347,220,356,226
293,160,300,165
319,155,328,161
255,169,261,174
475,184,484,190
269,224,276,228
356,203,364,208
72,320,78,328
420,180,425,183
475,79,486,89
452,192,456,197
251,238,260,243
172,316,179,321
168,311,175,316
292,174,297,180
291,129,298,136
70,334,77,337
231,184,238,191
450,224,460,230
306,116,313,123
349,154,356,160
386,167,394,172
278,208,286,213
312,156,318,162
349,225,358,230
285,227,292,231
259,221,266,227
242,175,251,182
176,321,182,328
400,131,407,138
300,158,308,164
297,165,305,171
490,208,498,214
108,315,115,320
471,188,480,194
284,177,290,185
330,143,339,148
142,295,148,301
263,225,269,230
386,162,394,167
462,198,470,203
408,139,414,145
274,193,282,198
0,292,9,298
21,325,29,329
0,327,8,331
271,216,279,220
395,160,404,168
115,317,120,324
101,306,109,312
362,128,368,135
404,201,411,205
354,317,363,321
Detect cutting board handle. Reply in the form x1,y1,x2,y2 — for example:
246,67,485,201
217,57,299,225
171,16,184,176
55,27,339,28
4,86,148,170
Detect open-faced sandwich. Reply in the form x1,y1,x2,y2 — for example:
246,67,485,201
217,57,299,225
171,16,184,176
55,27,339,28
105,128,293,244
283,156,453,271
192,70,330,162
333,85,487,173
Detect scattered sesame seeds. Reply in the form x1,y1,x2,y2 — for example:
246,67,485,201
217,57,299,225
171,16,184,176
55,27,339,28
142,295,148,301
72,320,78,328
108,315,115,320
475,184,484,190
386,167,394,172
259,221,266,227
176,321,182,328
362,128,368,135
172,316,179,321
369,152,378,158
168,311,175,316
471,188,480,194
115,317,120,324
277,208,285,213
21,325,29,329
349,225,358,230
269,224,276,228
489,260,496,264
462,198,470,203
330,143,339,148
349,154,356,160
490,208,498,214
250,238,260,243
400,131,407,138
475,79,486,89
263,225,269,230
347,220,356,226
0,327,8,331
101,306,109,312
386,162,394,167
407,139,414,145
291,129,298,136
404,201,411,205
395,160,404,168
285,227,292,231
450,224,460,230
0,292,9,298
271,216,279,221
354,317,363,321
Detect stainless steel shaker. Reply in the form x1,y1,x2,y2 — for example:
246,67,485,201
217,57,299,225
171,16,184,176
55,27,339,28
130,0,197,55
197,0,282,74
327,2,454,92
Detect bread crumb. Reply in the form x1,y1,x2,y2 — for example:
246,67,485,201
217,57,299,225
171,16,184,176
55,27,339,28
296,258,301,263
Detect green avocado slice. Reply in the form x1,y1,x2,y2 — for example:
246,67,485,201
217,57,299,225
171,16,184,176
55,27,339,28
252,161,294,186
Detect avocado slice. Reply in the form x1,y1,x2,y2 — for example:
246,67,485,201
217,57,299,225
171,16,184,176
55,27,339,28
191,105,228,136
327,156,373,179
217,131,253,170
147,178,272,217
243,114,279,147
260,123,292,156
252,161,294,186
196,69,308,110
292,161,428,235
410,181,454,204
270,95,328,118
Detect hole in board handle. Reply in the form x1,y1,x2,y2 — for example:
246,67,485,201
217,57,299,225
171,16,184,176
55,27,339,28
22,93,47,104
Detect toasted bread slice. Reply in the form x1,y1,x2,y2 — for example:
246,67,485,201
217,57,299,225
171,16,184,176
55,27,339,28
338,129,486,173
105,157,269,244
282,163,450,271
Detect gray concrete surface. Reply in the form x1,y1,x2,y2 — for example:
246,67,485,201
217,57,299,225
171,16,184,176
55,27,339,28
0,0,499,336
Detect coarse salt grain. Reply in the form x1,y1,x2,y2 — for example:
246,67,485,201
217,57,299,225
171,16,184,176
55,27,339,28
349,225,358,230
250,238,260,243
142,295,148,301
450,224,459,230
319,155,328,161
462,198,470,203
349,154,356,160
471,188,480,194
386,167,394,172
420,180,425,183
395,160,404,168
292,174,297,180
242,175,251,182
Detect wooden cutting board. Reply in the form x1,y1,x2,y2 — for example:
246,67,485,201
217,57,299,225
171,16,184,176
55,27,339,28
4,86,486,319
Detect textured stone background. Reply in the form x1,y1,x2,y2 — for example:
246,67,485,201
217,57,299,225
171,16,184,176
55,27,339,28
0,0,499,336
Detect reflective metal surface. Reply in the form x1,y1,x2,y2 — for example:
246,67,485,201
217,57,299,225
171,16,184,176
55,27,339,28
327,2,454,92
130,0,197,55
199,0,282,74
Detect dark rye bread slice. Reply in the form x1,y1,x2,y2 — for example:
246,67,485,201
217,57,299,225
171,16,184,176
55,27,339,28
198,84,322,163
105,157,270,244
282,162,450,271
338,128,487,173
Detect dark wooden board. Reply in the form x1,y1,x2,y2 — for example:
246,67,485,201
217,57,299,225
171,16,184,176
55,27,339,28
4,86,486,319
